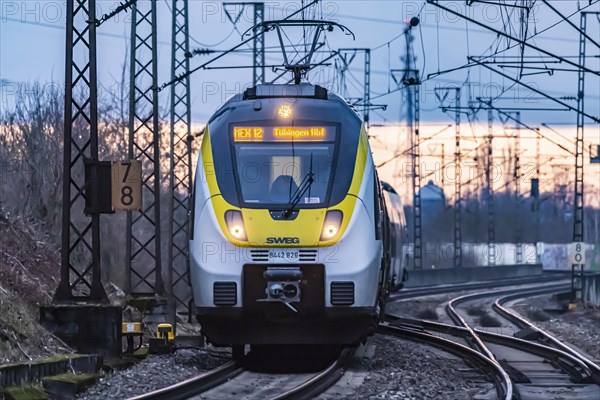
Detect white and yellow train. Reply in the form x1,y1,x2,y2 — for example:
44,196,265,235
189,84,407,351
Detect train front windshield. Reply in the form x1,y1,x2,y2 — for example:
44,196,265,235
231,126,337,208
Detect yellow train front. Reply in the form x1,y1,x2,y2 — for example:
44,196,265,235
190,83,390,347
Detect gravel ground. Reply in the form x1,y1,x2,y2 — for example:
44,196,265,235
328,334,493,400
77,348,229,399
76,335,493,400
511,295,600,360
73,288,596,399
386,294,459,325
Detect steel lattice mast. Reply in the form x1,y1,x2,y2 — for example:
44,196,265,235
363,49,371,127
513,112,523,264
55,0,107,302
453,90,462,268
223,2,265,86
168,0,193,318
412,82,422,270
486,109,496,266
127,0,163,295
403,23,422,270
435,87,463,268
573,12,588,245
253,2,265,85
570,12,597,301
338,49,372,127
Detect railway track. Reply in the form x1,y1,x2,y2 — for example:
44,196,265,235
441,283,599,399
382,278,600,399
128,348,354,400
390,273,570,301
447,284,600,380
494,289,600,384
130,277,596,400
378,322,512,399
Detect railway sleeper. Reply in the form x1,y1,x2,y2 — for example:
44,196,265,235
513,327,543,341
498,359,531,384
550,357,591,384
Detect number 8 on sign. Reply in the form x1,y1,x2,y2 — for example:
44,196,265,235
569,242,586,266
112,161,142,211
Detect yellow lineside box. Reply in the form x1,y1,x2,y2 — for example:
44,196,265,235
122,322,143,334
157,323,174,341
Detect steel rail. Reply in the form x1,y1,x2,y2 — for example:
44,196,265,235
494,291,600,384
127,360,243,400
445,284,569,360
385,314,594,384
443,284,599,386
378,323,512,400
272,347,355,400
390,273,569,301
128,347,353,400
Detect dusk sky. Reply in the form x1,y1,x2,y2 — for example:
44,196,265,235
1,1,599,123
1,1,599,198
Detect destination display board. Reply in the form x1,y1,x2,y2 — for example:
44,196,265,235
233,126,335,142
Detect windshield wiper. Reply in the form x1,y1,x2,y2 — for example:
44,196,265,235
282,154,314,218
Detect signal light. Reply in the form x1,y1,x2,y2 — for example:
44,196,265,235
278,104,293,119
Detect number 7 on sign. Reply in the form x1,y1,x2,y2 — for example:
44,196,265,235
112,161,142,211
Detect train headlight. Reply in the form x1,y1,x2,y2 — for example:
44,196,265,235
231,225,245,239
225,210,247,241
320,210,343,241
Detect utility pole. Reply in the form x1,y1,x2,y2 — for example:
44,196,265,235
364,49,371,127
570,12,596,301
402,18,422,270
496,108,523,263
223,2,265,86
338,49,372,127
127,0,163,296
169,0,193,323
435,87,462,267
44,0,139,358
513,112,522,264
453,90,462,268
573,12,587,245
487,108,496,266
441,144,445,190
413,81,422,270
534,131,541,263
55,0,106,302
253,3,265,85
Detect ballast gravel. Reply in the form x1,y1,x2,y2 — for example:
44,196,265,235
511,295,600,360
80,290,598,400
77,348,228,399
320,334,493,400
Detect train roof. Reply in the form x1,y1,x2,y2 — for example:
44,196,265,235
243,83,329,100
210,83,359,119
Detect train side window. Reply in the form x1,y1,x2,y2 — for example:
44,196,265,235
189,176,196,240
373,173,382,241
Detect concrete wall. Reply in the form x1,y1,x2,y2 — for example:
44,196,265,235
540,243,600,271
404,242,540,269
583,273,600,306
0,355,100,389
404,264,544,288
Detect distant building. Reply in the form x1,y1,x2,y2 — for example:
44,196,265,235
419,180,445,214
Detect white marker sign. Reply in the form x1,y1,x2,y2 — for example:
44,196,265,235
112,161,142,211
569,242,586,265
